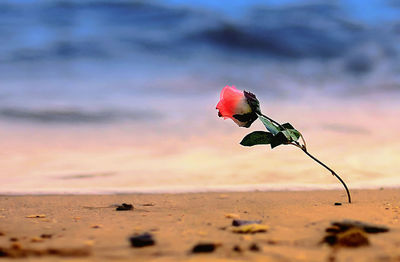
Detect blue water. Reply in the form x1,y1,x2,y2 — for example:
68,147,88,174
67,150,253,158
1,0,400,123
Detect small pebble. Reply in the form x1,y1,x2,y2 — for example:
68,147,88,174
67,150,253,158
232,245,242,252
336,228,370,247
129,233,155,248
40,234,52,239
191,243,219,253
116,203,134,211
10,242,22,250
9,237,18,242
232,219,262,227
334,202,342,206
249,243,261,252
231,224,269,234
332,220,389,233
323,235,337,246
266,240,277,245
322,220,390,248
26,214,46,218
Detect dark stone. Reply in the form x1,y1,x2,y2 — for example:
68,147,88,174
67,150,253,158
40,234,52,239
337,229,369,247
322,220,389,248
191,243,218,253
334,202,342,206
232,245,242,252
322,235,338,246
116,203,134,211
141,203,155,206
331,220,389,234
249,243,260,252
129,233,155,248
232,219,262,227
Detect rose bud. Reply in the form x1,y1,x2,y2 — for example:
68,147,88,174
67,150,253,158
216,85,260,128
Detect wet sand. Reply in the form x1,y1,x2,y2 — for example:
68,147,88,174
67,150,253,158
0,189,399,261
2,99,400,194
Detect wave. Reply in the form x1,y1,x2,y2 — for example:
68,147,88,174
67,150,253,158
0,107,162,124
0,0,399,107
1,0,398,62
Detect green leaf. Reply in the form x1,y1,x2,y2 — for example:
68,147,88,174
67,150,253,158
281,123,294,129
240,131,273,147
270,132,289,149
257,115,280,135
281,129,301,141
278,123,301,142
288,129,301,141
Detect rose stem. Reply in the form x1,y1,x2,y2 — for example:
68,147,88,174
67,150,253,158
258,112,351,203
293,141,352,203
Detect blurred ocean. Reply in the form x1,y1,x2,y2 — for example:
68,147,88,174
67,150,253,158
1,0,400,123
1,0,400,194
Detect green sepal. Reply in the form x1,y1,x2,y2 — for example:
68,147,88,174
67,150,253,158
232,113,258,128
244,91,261,114
240,131,273,147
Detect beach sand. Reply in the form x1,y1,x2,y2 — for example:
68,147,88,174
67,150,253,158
0,189,399,261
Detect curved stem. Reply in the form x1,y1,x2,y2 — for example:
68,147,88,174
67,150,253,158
296,144,351,203
257,113,351,203
299,133,307,150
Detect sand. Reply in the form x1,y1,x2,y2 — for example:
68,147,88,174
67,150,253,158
0,189,399,261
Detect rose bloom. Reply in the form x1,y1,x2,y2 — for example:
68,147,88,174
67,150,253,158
216,85,259,128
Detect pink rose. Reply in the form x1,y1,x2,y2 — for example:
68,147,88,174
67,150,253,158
216,85,259,127
215,85,351,203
